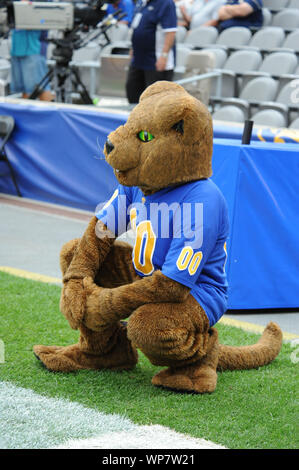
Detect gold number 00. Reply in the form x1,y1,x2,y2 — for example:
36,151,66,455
132,220,156,275
176,246,203,276
130,208,205,277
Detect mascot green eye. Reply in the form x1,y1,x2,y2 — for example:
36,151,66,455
138,130,155,142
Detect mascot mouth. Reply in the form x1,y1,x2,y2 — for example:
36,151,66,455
113,168,131,182
114,168,126,176
114,166,137,177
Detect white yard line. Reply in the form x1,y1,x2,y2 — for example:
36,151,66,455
55,425,225,449
0,381,225,450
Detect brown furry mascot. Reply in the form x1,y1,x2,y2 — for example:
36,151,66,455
34,81,282,394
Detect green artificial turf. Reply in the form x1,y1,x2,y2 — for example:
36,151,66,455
0,271,298,449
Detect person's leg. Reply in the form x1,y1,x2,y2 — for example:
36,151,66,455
10,56,24,96
144,69,174,88
36,55,54,101
127,295,219,393
34,240,139,372
22,54,53,101
125,65,146,104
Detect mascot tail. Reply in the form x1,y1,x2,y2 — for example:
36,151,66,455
217,322,283,371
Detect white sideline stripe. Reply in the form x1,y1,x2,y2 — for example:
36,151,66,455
54,425,226,449
0,381,225,449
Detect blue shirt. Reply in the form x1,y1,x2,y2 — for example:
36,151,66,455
131,0,177,70
106,0,134,26
219,0,263,32
11,30,42,57
96,179,230,327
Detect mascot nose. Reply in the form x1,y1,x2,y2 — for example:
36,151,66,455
105,138,114,155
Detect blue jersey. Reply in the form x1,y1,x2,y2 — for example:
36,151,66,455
219,0,263,31
131,0,177,70
96,179,229,327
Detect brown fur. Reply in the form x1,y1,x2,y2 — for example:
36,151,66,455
34,81,283,394
106,81,213,194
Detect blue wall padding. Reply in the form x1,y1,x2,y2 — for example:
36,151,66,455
1,101,298,309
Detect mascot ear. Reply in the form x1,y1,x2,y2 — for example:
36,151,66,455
139,81,187,102
172,119,184,135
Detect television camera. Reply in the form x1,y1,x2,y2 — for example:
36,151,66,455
0,1,127,103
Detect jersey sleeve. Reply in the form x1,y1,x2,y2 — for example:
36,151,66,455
245,0,262,11
161,197,224,290
159,0,178,31
95,185,131,237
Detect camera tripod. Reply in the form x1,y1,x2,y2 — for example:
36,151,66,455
29,33,94,105
28,9,125,105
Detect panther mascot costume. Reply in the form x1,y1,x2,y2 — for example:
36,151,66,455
34,81,282,394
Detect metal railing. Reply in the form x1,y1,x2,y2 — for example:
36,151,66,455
176,70,223,100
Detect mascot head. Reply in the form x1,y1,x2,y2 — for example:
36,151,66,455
104,81,213,195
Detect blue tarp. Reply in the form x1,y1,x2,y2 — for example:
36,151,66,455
0,101,298,309
0,102,124,210
212,138,299,309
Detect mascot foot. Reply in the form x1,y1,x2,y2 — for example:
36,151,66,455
152,328,219,394
33,342,137,372
34,344,88,372
151,363,217,394
33,324,138,372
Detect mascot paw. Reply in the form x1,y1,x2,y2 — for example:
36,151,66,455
60,278,86,330
82,277,107,330
152,363,217,394
83,276,103,295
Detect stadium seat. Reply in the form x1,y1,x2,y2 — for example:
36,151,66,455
212,105,245,123
72,42,101,97
262,8,272,26
241,51,298,88
258,79,299,125
276,79,299,108
263,0,289,11
176,26,188,43
279,30,299,53
287,0,299,8
73,43,101,62
259,51,297,76
243,27,285,53
0,115,21,197
272,9,299,29
184,26,218,48
212,49,263,98
107,23,130,43
252,109,287,128
289,117,299,129
201,47,227,68
175,45,193,76
214,76,279,118
215,27,252,49
176,45,193,68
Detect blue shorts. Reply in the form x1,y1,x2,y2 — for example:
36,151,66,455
10,55,50,94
